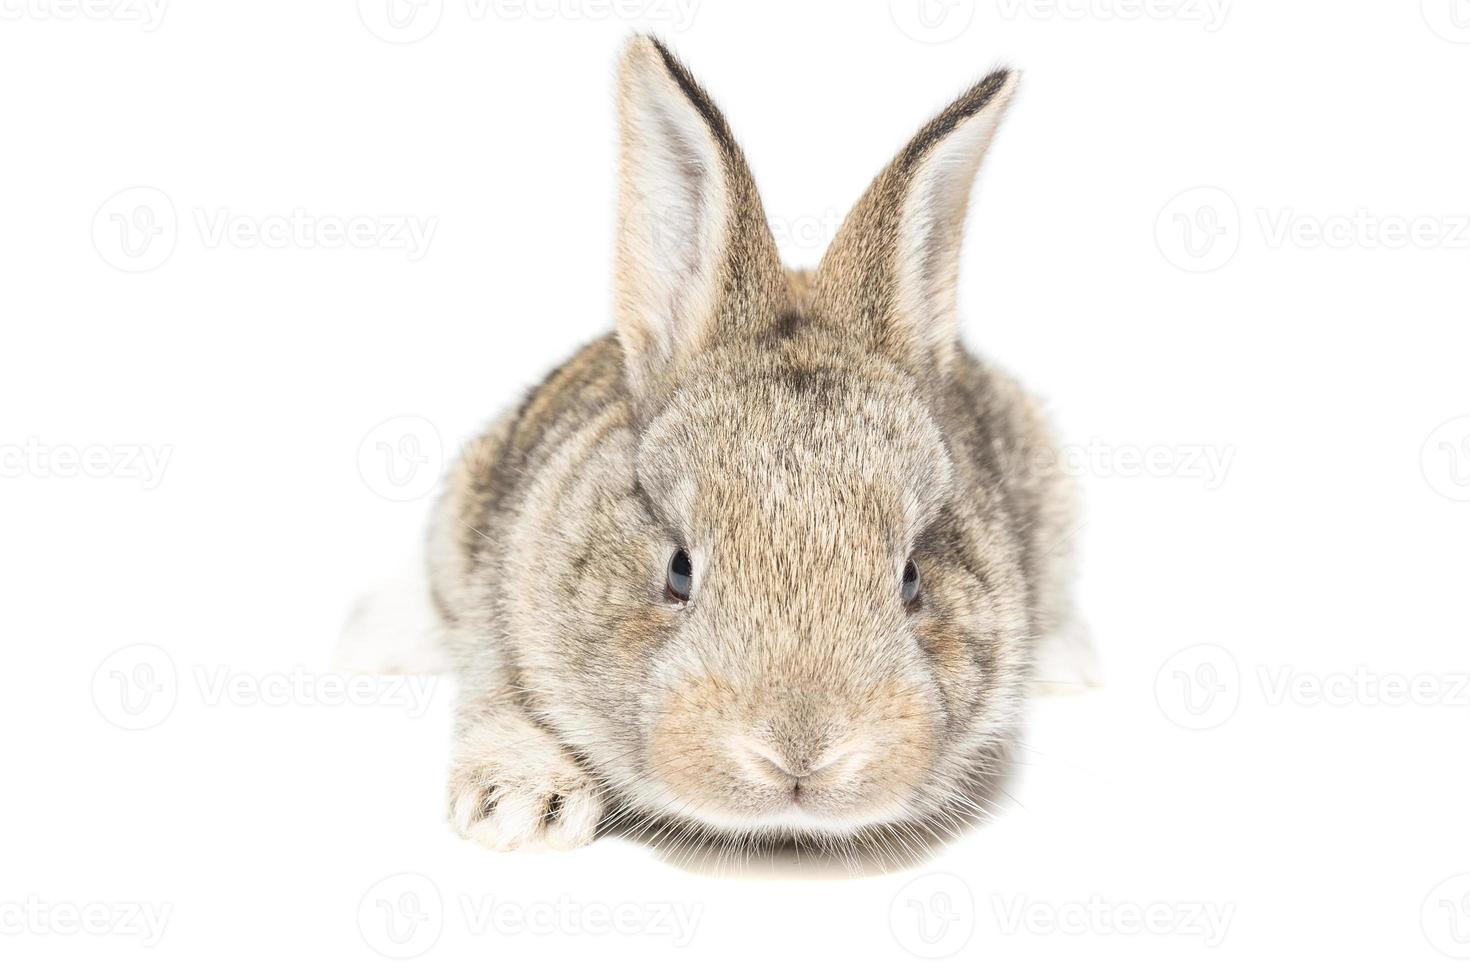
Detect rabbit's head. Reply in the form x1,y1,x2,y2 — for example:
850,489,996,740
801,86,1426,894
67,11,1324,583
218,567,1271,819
534,38,1032,842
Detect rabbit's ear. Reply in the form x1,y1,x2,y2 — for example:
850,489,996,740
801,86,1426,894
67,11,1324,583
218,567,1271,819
614,36,786,401
812,69,1018,373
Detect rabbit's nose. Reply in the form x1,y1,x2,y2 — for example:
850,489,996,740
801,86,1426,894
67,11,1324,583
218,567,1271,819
741,738,858,785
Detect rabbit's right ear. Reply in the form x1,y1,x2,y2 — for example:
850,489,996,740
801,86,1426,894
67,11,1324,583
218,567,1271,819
613,36,786,403
811,69,1018,375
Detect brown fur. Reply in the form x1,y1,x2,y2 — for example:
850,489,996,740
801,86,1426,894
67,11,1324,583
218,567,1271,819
428,37,1081,854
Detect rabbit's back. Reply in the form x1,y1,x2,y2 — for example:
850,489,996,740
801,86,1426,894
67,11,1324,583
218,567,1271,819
943,349,1078,647
427,334,628,652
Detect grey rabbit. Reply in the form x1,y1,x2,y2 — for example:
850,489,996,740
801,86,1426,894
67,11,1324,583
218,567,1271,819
422,36,1090,852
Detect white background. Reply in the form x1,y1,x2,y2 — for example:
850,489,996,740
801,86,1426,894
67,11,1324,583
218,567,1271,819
3,0,1468,975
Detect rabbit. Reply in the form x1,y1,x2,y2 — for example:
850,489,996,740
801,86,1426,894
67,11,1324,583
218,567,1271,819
424,35,1090,854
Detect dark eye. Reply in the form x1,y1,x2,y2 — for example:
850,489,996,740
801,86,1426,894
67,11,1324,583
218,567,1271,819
901,559,921,608
666,548,693,602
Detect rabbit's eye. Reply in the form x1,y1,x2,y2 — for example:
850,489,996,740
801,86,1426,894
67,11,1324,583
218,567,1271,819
901,559,921,608
666,548,693,602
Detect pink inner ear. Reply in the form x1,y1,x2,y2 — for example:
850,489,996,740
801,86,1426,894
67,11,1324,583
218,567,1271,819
892,80,1015,361
613,37,788,401
615,43,731,389
805,69,1017,371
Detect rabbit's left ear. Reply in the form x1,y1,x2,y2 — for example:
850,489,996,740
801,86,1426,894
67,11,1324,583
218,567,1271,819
614,36,786,402
812,69,1019,373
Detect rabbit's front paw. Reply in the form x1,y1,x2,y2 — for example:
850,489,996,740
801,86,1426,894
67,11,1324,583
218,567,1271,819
447,715,604,851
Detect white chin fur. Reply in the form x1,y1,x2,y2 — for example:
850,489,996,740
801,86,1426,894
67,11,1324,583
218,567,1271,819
647,795,914,839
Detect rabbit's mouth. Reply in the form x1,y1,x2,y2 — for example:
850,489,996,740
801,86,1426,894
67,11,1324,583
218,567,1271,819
642,731,935,837
639,665,945,836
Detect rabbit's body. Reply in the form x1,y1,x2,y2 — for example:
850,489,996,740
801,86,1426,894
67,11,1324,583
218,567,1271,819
428,38,1087,852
